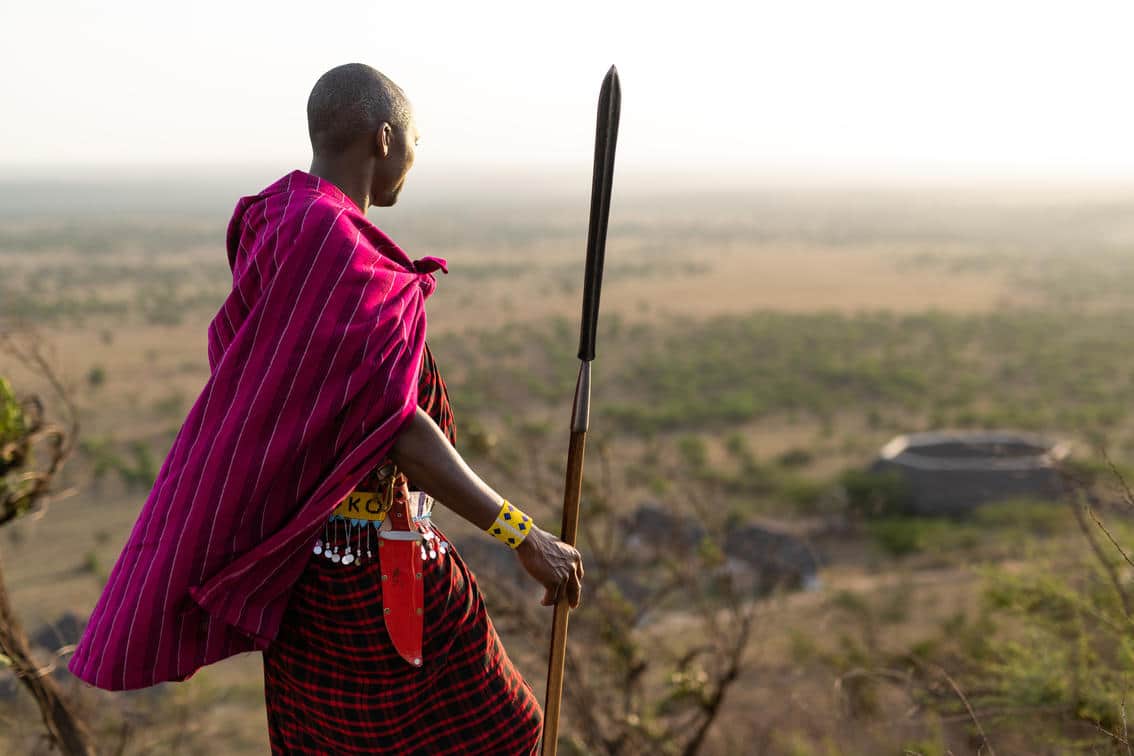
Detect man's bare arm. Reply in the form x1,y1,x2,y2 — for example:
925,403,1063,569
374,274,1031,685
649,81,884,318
389,407,584,607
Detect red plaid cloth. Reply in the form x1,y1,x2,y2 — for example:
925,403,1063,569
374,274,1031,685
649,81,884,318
261,527,542,754
261,344,543,753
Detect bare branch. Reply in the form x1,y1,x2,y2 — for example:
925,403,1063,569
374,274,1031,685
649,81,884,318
1084,497,1134,573
934,664,996,756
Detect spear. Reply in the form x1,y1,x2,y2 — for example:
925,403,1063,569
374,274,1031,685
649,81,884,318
541,64,621,756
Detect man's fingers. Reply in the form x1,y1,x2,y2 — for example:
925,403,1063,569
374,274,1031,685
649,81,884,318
531,541,584,608
566,572,581,609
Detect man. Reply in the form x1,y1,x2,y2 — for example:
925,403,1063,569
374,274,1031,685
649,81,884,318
69,63,583,754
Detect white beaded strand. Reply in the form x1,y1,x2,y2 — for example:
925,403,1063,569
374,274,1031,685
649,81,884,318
342,518,355,565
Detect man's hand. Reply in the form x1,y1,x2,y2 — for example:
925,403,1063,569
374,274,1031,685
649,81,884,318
515,527,584,608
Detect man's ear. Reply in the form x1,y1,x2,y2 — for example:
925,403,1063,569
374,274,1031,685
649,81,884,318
376,121,393,158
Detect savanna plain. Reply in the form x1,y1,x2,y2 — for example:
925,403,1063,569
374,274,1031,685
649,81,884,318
4,172,1134,755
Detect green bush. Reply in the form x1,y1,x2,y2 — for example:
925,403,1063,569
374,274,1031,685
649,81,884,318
868,518,925,557
87,365,107,389
972,499,1069,537
0,377,26,472
776,448,814,468
841,469,912,518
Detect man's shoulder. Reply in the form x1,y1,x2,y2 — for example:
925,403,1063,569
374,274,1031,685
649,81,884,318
264,184,362,248
248,171,416,272
249,171,355,222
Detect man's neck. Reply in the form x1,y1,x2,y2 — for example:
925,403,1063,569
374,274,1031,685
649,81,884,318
309,154,371,212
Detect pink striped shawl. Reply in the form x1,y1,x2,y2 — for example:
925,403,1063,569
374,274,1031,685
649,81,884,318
68,170,447,690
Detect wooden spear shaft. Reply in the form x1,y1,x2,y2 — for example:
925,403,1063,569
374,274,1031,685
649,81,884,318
541,364,590,755
541,65,620,756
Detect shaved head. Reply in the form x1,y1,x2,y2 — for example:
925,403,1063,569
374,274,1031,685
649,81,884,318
307,63,411,155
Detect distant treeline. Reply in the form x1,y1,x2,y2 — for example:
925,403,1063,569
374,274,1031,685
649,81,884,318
436,308,1134,443
0,220,219,254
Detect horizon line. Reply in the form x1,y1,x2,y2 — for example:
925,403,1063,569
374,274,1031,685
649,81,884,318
5,159,1134,185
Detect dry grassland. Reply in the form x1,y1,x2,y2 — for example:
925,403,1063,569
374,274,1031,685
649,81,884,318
4,180,1134,753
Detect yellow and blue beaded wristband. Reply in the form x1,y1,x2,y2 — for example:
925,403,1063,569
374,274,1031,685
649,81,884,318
487,499,534,548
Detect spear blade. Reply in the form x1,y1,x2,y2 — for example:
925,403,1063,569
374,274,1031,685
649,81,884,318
578,65,621,364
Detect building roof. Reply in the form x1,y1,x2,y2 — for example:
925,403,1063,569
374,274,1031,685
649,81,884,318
878,430,1070,472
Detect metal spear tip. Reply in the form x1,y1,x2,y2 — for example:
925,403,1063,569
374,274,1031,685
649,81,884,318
602,66,621,101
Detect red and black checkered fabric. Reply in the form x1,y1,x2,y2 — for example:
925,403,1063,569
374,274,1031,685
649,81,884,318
261,343,543,754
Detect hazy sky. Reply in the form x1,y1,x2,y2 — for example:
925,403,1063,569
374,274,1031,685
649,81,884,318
5,0,1134,178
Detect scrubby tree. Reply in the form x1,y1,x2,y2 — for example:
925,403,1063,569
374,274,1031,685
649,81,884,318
0,328,96,756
